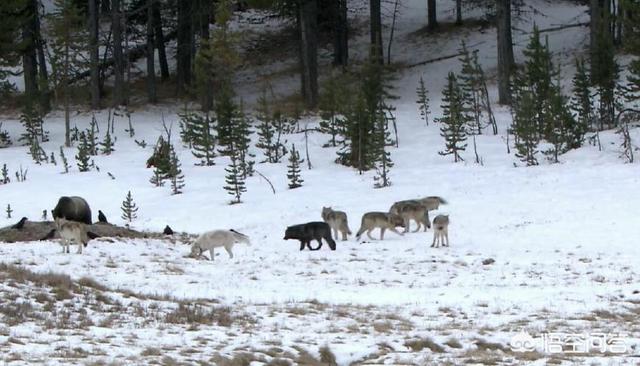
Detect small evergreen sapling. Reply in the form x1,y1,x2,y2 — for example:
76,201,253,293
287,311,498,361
75,132,91,172
42,210,47,220
372,111,394,188
437,72,469,162
50,152,56,165
121,191,139,224
223,143,246,204
169,147,185,195
59,146,70,173
190,113,216,166
87,116,99,155
1,164,9,184
287,144,304,189
6,204,12,219
416,75,431,126
101,129,115,155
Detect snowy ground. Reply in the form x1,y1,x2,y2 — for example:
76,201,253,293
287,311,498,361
1,0,640,364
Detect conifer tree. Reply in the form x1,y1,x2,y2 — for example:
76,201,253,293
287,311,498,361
416,75,431,126
75,132,91,172
6,204,12,219
223,143,246,204
190,113,216,166
148,136,172,177
19,103,47,145
571,58,594,133
49,0,85,147
255,91,287,163
1,164,9,184
178,107,197,148
28,135,47,165
87,117,99,155
625,59,640,106
592,19,620,130
512,84,540,166
149,167,164,187
287,144,304,189
437,72,469,162
372,109,394,188
320,71,352,145
234,101,255,178
100,130,115,155
121,191,138,224
169,147,185,195
59,146,69,173
50,152,56,165
458,41,483,134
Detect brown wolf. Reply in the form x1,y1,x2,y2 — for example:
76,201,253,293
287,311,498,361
321,207,352,241
431,215,450,248
355,212,405,240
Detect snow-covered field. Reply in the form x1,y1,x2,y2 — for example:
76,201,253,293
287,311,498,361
1,0,639,364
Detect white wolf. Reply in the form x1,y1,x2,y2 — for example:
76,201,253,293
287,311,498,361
431,215,450,248
190,229,251,260
55,217,89,254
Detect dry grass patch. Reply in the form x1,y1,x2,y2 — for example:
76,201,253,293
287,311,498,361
472,338,507,352
319,345,337,366
141,347,163,356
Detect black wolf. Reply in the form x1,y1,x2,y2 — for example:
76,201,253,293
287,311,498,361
283,222,336,251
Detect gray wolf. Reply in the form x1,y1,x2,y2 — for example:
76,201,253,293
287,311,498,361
283,222,336,251
55,217,89,254
397,202,432,233
355,212,405,240
52,196,92,225
321,207,352,241
191,229,251,260
389,196,447,232
431,215,450,248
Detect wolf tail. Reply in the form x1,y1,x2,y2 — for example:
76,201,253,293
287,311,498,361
437,196,447,204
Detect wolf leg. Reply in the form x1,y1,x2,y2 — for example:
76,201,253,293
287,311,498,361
390,227,404,237
403,218,410,233
366,229,375,240
209,248,215,260
380,228,386,240
77,240,82,254
312,239,323,250
413,220,422,233
224,245,234,258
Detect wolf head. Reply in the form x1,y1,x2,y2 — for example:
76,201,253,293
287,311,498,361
190,243,203,257
283,225,301,240
389,213,406,228
321,207,331,220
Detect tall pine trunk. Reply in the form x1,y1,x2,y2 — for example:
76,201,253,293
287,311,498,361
427,0,437,30
33,0,50,113
100,0,110,15
590,0,601,74
199,0,212,112
299,0,318,109
89,0,100,109
496,0,514,105
456,0,462,24
176,0,193,96
146,0,157,103
22,0,39,107
369,0,383,64
332,0,348,67
112,0,126,105
152,0,169,81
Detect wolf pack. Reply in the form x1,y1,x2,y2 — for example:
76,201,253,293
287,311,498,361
32,194,450,260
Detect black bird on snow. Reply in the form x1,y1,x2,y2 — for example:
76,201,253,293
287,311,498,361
163,225,174,235
98,210,108,223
